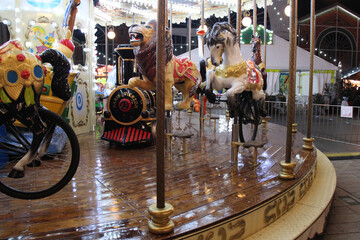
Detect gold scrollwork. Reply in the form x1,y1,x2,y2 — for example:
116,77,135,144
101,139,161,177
299,169,314,199
175,59,193,77
196,231,215,240
206,231,214,240
228,219,246,240
196,219,246,240
218,227,226,240
215,61,247,79
276,198,282,217
287,190,296,210
264,201,277,224
264,189,296,225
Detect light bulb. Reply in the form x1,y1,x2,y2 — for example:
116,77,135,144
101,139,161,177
284,5,291,17
242,17,252,27
107,30,115,39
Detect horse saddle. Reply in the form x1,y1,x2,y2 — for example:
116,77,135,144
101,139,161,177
246,60,262,91
173,56,197,84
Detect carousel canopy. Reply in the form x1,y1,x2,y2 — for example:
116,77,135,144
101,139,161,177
95,0,273,26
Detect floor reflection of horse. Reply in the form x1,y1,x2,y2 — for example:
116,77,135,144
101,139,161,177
204,22,265,109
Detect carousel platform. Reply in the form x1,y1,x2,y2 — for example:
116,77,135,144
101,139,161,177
0,111,336,239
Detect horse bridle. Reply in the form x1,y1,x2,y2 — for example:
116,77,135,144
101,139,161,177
216,32,227,63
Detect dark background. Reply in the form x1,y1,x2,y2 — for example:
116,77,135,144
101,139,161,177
298,0,360,18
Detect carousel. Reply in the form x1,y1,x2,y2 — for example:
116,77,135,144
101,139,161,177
0,0,336,239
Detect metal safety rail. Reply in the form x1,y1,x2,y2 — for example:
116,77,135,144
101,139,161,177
265,101,360,145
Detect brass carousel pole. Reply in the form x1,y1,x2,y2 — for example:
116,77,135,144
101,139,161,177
237,0,242,48
188,14,192,60
253,0,257,35
228,4,231,24
148,0,174,234
105,21,108,80
303,0,315,150
166,0,173,145
292,0,298,133
279,0,297,179
263,0,267,66
199,0,205,138
232,0,241,162
262,0,268,125
165,0,168,27
170,0,173,35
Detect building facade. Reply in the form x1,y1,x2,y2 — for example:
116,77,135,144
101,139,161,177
298,4,360,71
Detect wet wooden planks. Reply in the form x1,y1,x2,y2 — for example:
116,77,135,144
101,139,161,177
0,112,315,239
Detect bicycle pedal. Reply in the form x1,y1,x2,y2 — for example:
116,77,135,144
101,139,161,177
8,169,25,178
27,159,41,167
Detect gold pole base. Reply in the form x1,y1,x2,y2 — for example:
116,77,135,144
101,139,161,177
292,123,298,133
148,203,174,234
261,116,271,130
226,110,230,118
279,161,296,180
302,137,315,151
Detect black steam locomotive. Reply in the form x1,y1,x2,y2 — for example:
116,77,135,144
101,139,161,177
101,44,156,145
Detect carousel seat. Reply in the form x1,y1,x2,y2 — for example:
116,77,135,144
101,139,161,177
232,140,267,166
172,132,194,154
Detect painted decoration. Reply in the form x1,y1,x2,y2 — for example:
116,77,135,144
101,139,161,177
279,73,289,93
70,74,90,134
75,92,83,111
28,25,56,54
26,0,62,9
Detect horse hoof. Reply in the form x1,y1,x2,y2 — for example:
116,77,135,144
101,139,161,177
229,110,235,118
8,169,25,178
260,109,268,117
205,89,216,104
27,159,41,167
165,104,173,111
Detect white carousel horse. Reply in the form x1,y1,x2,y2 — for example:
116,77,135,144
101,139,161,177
204,22,265,111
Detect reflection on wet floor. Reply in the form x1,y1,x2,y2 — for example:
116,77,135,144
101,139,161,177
0,111,315,239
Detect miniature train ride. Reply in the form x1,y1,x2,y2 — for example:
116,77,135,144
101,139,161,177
101,45,156,145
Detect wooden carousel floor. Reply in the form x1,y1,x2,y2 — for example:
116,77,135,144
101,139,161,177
0,111,316,239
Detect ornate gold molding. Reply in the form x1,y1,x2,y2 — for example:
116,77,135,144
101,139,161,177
215,61,247,78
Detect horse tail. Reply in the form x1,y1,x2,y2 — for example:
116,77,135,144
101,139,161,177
39,49,71,101
195,59,207,95
200,59,206,82
189,63,203,97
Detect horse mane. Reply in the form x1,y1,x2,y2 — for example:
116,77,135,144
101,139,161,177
250,35,263,65
205,22,238,47
135,21,173,82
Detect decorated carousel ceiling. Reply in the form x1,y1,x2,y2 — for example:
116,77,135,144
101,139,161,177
95,0,273,26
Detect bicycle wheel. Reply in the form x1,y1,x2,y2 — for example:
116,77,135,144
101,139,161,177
238,95,260,143
0,108,80,199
